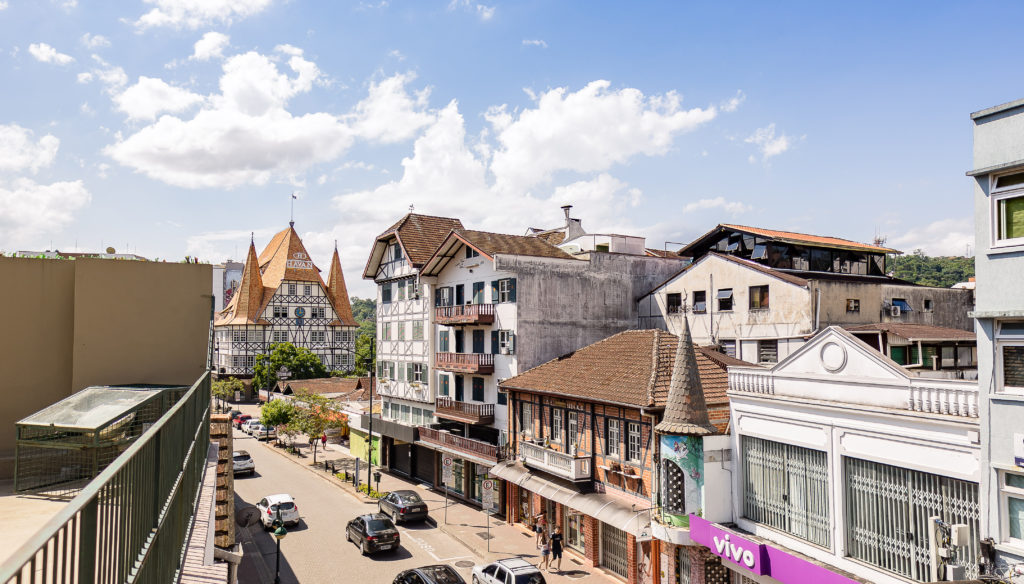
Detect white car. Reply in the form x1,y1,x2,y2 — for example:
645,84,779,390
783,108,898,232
256,494,300,528
472,558,546,584
232,450,255,475
241,420,261,434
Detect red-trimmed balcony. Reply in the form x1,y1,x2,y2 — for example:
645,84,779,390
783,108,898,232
418,427,500,464
435,352,494,374
435,304,495,326
434,397,495,425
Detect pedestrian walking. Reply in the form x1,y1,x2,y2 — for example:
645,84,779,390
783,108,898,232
321,433,327,449
539,534,551,571
549,526,564,573
534,513,547,548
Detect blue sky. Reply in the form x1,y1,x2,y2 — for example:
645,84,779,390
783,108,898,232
1,1,1019,296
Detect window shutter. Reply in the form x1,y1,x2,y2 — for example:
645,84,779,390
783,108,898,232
510,332,516,354
491,331,499,354
407,363,414,382
434,288,441,307
509,278,517,302
423,365,429,379
492,280,499,302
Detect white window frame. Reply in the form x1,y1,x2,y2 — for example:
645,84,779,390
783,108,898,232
521,402,533,437
498,330,515,354
997,321,1024,395
272,330,288,343
311,331,326,343
413,363,424,383
990,171,1024,249
551,409,563,443
288,283,297,295
498,279,513,303
311,306,326,319
606,418,620,457
303,284,312,296
627,422,641,463
273,305,288,318
397,321,406,341
1000,469,1024,547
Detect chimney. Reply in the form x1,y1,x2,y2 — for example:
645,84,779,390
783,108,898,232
561,204,573,226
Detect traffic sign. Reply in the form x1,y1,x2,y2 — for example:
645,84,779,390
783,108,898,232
482,478,496,510
442,456,454,485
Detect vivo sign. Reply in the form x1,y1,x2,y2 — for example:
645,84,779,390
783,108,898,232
689,515,768,575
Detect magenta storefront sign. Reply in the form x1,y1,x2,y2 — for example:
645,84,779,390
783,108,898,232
688,515,862,584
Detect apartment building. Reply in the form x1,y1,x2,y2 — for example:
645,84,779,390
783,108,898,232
968,98,1024,579
638,224,975,365
214,225,358,376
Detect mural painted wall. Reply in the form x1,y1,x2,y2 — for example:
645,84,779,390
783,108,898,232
660,435,704,527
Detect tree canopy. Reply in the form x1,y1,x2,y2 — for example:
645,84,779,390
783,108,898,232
252,342,328,390
890,251,974,288
260,398,297,428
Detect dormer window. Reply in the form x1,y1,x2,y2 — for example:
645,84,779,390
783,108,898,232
465,246,480,259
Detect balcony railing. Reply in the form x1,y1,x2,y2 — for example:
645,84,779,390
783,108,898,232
435,397,495,424
435,352,494,374
419,427,501,463
435,304,495,325
520,441,592,482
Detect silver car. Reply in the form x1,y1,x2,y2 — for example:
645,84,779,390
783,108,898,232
232,450,255,476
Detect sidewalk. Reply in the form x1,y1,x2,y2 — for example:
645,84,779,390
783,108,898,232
235,403,614,584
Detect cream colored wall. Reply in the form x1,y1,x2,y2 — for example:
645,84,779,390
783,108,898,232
0,257,212,478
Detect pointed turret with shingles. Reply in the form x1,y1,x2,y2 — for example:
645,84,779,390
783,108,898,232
327,245,358,326
655,319,717,435
219,240,266,325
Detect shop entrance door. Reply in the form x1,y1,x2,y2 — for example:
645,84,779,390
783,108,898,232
564,509,585,552
600,523,629,579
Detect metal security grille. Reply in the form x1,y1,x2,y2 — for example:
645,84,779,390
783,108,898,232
844,457,980,580
733,574,758,584
676,546,691,584
600,523,629,579
741,435,830,546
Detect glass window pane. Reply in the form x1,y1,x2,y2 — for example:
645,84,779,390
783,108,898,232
1007,473,1024,489
1004,346,1024,388
996,172,1024,189
1009,496,1024,540
999,196,1024,240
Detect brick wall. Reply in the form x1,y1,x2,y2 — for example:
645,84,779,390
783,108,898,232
210,413,235,549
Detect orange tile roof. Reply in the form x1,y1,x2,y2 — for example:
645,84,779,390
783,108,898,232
499,330,751,408
379,213,465,266
719,224,899,253
259,225,325,285
845,323,976,341
454,229,577,260
217,242,268,325
327,247,358,326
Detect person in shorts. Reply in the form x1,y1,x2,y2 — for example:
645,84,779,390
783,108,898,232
539,534,551,571
549,526,564,572
534,513,547,548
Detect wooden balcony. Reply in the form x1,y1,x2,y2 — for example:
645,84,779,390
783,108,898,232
418,427,501,464
435,304,495,326
434,397,495,425
435,352,494,374
519,441,592,482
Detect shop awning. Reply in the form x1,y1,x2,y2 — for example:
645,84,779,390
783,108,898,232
489,461,651,537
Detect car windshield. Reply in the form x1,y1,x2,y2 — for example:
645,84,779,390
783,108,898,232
233,455,250,461
515,574,546,584
399,493,423,504
367,519,393,531
275,502,295,510
422,566,463,584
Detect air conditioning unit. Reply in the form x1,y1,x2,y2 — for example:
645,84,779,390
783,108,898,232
890,305,901,317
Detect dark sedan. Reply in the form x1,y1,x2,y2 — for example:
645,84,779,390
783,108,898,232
346,513,400,555
393,565,466,584
379,489,429,523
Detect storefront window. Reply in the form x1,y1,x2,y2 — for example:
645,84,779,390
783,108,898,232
471,463,487,502
564,510,585,552
519,488,532,527
450,458,465,495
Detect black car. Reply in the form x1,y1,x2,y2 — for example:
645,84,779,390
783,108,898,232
228,410,243,420
346,513,400,555
379,489,429,523
394,565,466,584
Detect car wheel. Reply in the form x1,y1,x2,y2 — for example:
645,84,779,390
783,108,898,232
345,530,351,543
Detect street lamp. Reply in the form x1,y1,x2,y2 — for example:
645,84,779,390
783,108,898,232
273,522,287,583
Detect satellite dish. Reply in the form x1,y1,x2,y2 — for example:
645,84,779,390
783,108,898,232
106,247,116,254
236,506,262,528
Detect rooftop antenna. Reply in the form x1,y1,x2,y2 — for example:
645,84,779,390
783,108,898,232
290,192,297,227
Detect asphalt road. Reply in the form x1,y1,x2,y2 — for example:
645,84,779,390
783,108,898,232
231,427,480,584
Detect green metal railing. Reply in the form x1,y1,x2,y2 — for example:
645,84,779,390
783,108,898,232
1,372,212,584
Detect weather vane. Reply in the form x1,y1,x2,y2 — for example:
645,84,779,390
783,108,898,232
290,192,298,227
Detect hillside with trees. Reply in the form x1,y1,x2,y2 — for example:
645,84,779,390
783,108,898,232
890,251,974,288
349,297,376,376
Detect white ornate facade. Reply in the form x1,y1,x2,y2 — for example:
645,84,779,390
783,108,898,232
214,225,358,376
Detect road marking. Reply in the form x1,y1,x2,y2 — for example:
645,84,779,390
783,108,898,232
399,528,471,562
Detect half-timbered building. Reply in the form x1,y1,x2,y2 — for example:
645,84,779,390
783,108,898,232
214,224,358,376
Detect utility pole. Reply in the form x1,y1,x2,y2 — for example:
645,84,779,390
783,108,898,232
363,341,376,489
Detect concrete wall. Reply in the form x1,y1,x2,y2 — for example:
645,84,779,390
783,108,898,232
814,280,974,330
0,256,212,478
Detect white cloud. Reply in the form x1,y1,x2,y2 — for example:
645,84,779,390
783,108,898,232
490,80,718,193
78,55,128,93
0,178,91,240
133,0,272,30
476,4,495,20
190,32,229,61
0,124,60,173
0,2,8,10
58,0,77,10
113,76,205,121
185,227,277,261
681,196,751,215
721,90,745,112
522,39,548,49
388,49,406,61
890,218,974,257
80,102,94,115
349,72,434,143
28,43,75,65
81,33,110,49
447,0,494,21
745,123,794,160
106,46,353,189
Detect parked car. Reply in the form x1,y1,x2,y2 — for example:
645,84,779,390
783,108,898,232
472,559,546,584
242,419,260,434
393,565,465,584
256,494,300,528
345,513,400,555
228,410,243,420
234,414,252,429
379,489,429,523
232,450,255,476
255,425,277,441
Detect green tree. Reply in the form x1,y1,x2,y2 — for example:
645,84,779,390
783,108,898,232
292,389,347,464
353,334,375,376
260,398,297,428
252,342,329,390
890,250,975,288
212,377,243,412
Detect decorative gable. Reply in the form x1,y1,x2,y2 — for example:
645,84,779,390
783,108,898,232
770,326,908,383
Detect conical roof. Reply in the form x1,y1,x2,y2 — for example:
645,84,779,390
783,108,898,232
259,225,324,285
217,241,266,325
655,319,717,435
327,246,358,327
